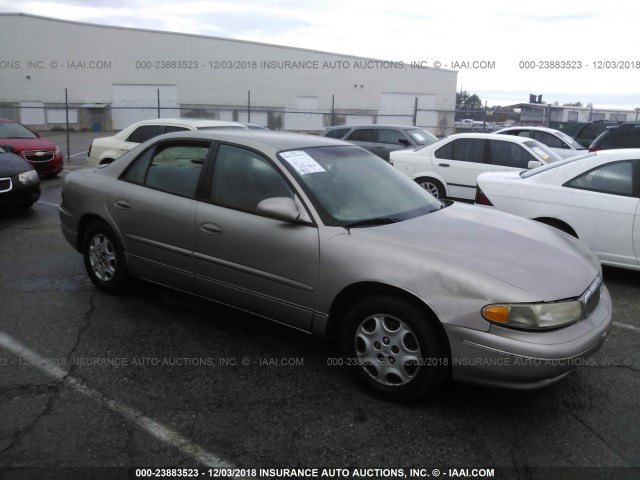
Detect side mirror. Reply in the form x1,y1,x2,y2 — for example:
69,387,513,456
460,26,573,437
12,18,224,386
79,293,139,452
257,197,301,222
399,138,411,146
528,160,543,169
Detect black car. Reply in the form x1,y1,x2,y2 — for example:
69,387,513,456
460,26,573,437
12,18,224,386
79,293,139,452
0,145,41,209
589,123,640,151
321,124,437,161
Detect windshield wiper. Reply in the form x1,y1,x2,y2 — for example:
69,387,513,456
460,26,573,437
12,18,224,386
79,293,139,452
343,217,401,231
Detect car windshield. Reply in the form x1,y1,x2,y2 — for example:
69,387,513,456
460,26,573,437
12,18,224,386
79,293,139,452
523,140,562,162
0,122,38,139
279,146,442,227
406,128,438,145
520,152,596,178
556,131,586,150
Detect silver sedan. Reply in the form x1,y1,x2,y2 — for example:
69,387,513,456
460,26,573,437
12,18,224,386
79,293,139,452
59,131,612,402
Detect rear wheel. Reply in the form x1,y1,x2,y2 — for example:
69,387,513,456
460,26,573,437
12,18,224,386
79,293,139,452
82,222,127,294
415,177,445,199
340,295,449,402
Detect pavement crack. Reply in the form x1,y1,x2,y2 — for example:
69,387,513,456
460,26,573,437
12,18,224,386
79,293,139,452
66,291,97,378
0,379,63,459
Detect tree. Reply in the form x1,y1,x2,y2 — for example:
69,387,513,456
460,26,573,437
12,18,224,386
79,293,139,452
456,91,483,120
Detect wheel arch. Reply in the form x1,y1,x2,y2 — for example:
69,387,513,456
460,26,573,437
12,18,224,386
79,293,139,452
76,214,121,253
412,173,448,196
325,282,450,356
533,217,578,238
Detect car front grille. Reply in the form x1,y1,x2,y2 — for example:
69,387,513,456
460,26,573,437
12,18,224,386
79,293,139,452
0,177,12,193
22,149,55,162
581,275,603,318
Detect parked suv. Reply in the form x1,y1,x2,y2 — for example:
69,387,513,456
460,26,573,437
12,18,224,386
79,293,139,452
321,124,437,161
573,120,619,148
589,123,640,151
0,119,64,176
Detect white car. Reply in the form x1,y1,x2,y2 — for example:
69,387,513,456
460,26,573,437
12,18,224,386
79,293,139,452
475,149,640,271
390,133,561,200
86,118,248,166
494,126,587,159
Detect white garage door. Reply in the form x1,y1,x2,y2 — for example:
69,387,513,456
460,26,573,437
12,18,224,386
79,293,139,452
112,85,178,130
284,97,323,131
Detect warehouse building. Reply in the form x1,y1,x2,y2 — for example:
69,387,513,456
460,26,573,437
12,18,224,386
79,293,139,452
0,13,457,135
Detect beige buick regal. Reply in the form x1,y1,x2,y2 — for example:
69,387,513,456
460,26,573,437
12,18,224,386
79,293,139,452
60,130,612,402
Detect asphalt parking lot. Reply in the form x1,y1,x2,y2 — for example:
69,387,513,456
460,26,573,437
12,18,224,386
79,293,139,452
0,132,639,479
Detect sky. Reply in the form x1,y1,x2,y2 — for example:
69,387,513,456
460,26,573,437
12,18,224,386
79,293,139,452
2,0,640,110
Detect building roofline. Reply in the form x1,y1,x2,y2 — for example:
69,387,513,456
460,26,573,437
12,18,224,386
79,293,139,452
0,13,457,73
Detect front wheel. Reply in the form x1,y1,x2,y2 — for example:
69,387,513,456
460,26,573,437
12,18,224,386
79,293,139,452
340,295,449,402
82,222,127,294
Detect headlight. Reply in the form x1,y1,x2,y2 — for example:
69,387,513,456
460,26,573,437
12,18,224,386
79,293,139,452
482,300,583,330
55,146,62,155
18,170,39,185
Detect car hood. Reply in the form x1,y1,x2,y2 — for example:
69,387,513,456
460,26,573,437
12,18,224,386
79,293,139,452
349,202,600,302
0,152,33,175
1,138,58,152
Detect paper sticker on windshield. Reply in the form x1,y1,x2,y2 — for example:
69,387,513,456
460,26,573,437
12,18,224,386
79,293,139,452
280,150,326,175
412,133,426,141
532,147,549,161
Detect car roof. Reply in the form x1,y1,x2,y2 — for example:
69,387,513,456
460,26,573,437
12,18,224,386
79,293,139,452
153,130,353,155
127,118,246,128
324,124,425,130
495,126,561,134
445,133,541,144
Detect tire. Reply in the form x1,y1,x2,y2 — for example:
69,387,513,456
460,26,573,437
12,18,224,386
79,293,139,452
340,295,449,403
415,177,445,199
82,222,128,294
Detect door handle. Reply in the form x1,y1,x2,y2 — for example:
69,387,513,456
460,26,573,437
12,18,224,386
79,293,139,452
438,163,450,167
114,199,131,210
200,222,223,235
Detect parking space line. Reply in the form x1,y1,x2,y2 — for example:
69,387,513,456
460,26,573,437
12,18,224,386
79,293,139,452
70,151,89,158
0,331,242,470
37,201,60,207
613,322,640,333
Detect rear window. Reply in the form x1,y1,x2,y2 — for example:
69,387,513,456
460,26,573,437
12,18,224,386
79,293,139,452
608,127,640,148
324,128,350,139
126,125,164,143
520,153,595,178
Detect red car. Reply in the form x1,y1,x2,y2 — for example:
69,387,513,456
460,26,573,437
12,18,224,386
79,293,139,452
0,119,64,176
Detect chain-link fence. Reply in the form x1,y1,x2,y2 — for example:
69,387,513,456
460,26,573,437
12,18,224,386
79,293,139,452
0,89,459,138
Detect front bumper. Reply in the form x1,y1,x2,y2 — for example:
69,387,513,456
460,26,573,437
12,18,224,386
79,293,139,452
444,284,613,389
0,176,41,207
28,154,64,175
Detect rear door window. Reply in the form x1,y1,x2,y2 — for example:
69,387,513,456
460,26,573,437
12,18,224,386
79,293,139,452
565,160,635,196
346,129,375,142
324,128,351,139
126,125,165,143
122,142,209,198
449,139,486,163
